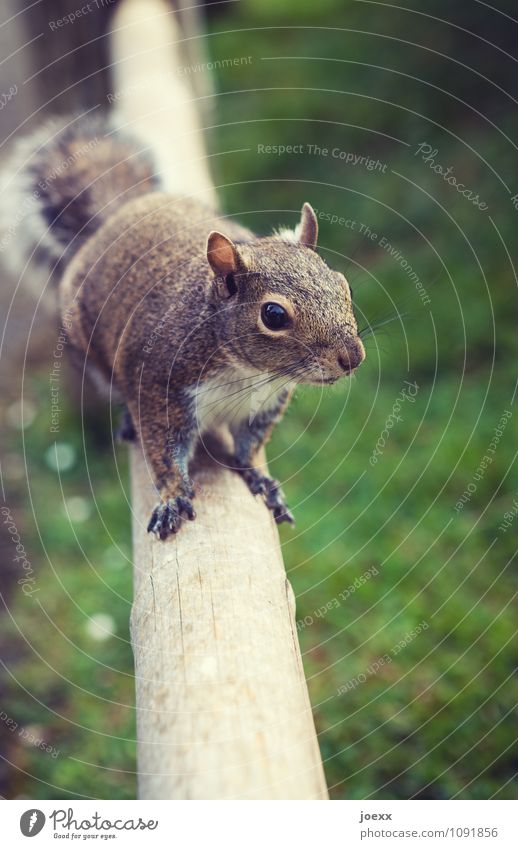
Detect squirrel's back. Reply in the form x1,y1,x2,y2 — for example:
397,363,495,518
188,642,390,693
59,190,253,393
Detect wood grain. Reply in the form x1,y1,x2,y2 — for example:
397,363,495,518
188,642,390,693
130,444,329,799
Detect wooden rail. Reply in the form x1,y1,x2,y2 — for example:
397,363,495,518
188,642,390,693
130,443,329,799
24,0,329,802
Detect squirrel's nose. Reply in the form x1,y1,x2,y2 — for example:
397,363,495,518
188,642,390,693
337,339,365,373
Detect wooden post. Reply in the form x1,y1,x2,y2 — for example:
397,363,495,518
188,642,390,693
130,443,329,800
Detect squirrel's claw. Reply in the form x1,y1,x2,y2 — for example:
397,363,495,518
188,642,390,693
266,480,295,526
147,496,196,540
238,469,295,527
273,504,295,526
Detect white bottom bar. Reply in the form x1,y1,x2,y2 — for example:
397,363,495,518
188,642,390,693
3,799,516,848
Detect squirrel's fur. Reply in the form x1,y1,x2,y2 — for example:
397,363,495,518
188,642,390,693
0,114,159,277
1,0,365,539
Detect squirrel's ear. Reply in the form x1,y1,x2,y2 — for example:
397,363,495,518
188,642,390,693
207,231,239,272
298,202,318,250
207,231,243,298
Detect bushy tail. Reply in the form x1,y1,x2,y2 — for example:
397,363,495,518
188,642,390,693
0,0,214,281
0,114,160,276
109,0,216,202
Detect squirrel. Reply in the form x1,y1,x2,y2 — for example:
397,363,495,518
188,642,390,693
0,1,365,541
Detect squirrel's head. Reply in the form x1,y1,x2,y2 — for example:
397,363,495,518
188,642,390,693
207,202,365,384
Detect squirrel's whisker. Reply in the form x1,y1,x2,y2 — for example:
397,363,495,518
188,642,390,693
194,368,273,396
194,370,285,414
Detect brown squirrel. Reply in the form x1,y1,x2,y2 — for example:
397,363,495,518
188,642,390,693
1,2,365,540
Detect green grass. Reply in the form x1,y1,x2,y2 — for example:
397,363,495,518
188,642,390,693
1,0,516,800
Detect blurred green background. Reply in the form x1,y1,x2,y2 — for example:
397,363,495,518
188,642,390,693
0,0,516,799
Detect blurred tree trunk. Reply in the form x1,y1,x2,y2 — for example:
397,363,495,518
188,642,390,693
21,0,114,113
21,1,213,117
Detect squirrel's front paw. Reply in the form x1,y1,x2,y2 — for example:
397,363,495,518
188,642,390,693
240,469,294,526
147,496,196,540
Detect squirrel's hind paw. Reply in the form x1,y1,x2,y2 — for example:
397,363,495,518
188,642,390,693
147,497,196,540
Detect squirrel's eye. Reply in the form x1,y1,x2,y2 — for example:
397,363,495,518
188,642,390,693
261,302,290,331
